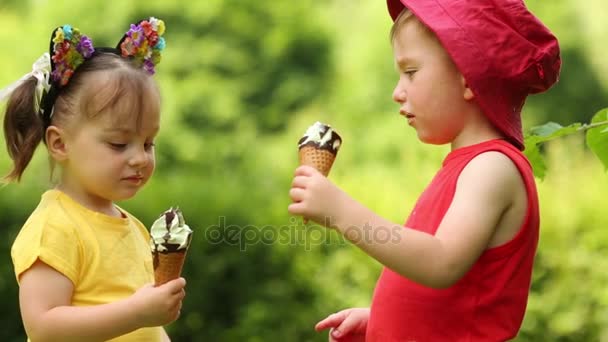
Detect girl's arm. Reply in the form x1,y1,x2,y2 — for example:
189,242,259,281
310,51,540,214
19,260,185,342
162,328,171,342
289,152,522,288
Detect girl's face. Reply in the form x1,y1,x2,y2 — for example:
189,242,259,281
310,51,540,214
391,18,470,145
58,105,159,213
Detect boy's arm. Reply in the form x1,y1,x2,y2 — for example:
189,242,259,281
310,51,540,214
290,152,521,288
19,260,184,342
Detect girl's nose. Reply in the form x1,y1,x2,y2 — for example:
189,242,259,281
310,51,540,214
128,147,149,168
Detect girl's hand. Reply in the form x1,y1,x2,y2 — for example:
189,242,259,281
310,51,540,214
129,277,186,327
315,308,369,341
288,165,351,227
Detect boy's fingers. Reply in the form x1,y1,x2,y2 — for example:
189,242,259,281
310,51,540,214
289,188,305,202
295,165,317,176
288,203,306,216
331,314,359,338
291,176,309,189
315,312,345,331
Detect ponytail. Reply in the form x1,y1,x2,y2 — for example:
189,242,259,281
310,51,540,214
3,77,45,182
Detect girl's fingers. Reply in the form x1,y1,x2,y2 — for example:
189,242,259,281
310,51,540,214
163,277,186,294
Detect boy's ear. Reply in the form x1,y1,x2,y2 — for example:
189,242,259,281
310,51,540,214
461,75,475,101
46,126,68,161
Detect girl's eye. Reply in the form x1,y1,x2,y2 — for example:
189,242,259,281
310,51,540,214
144,142,156,151
109,143,127,150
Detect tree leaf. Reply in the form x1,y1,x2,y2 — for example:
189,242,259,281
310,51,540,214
526,122,582,144
524,142,547,180
586,108,608,171
523,122,581,179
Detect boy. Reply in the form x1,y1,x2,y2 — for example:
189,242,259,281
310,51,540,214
288,0,560,340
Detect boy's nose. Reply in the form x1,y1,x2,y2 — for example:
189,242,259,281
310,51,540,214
392,84,407,103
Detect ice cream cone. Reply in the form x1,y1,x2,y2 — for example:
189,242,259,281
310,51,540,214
297,122,342,223
149,207,193,286
298,145,336,177
153,250,188,286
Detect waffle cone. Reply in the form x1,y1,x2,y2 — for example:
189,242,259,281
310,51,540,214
298,146,336,176
153,250,187,286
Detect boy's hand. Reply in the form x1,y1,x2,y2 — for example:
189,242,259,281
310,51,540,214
129,277,186,327
315,308,369,341
288,165,351,227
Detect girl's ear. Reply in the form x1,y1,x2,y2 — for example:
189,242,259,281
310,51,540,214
461,75,475,101
46,126,68,161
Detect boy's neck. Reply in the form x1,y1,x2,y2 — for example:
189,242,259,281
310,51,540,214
450,111,505,150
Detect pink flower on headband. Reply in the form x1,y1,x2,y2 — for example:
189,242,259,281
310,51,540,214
141,21,153,36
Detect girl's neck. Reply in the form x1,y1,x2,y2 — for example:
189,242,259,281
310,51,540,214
55,183,122,218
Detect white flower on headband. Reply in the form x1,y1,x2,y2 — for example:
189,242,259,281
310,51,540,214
149,17,161,31
0,52,52,113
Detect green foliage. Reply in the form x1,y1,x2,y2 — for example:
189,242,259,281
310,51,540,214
525,109,608,179
524,122,581,178
586,109,608,170
515,139,608,341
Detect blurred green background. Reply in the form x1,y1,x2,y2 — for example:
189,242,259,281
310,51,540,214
1,0,607,341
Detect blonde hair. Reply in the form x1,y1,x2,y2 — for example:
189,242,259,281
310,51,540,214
3,53,160,182
390,8,415,43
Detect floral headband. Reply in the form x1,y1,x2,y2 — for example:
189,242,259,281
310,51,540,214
0,17,166,126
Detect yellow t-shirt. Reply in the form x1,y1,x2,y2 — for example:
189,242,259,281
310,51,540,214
11,189,161,341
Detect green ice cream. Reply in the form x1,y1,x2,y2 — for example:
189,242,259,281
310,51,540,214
150,207,193,253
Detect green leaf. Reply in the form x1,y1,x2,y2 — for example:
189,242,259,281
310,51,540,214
523,121,581,179
586,108,608,171
524,142,547,180
526,122,582,144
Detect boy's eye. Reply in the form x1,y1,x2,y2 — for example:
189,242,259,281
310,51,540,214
404,70,417,77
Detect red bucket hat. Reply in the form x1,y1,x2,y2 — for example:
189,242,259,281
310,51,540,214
387,0,561,150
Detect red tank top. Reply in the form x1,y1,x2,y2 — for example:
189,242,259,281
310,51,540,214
366,139,540,341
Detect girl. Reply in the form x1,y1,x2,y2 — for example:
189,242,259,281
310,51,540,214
2,18,185,341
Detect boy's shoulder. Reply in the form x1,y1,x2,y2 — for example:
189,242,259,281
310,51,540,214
462,150,525,191
447,140,533,214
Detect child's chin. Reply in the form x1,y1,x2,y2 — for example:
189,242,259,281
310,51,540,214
113,190,140,202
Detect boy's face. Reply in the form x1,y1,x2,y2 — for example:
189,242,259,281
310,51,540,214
392,18,470,145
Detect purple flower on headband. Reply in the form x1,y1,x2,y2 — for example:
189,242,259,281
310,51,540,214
143,59,155,74
77,36,94,58
127,24,145,47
